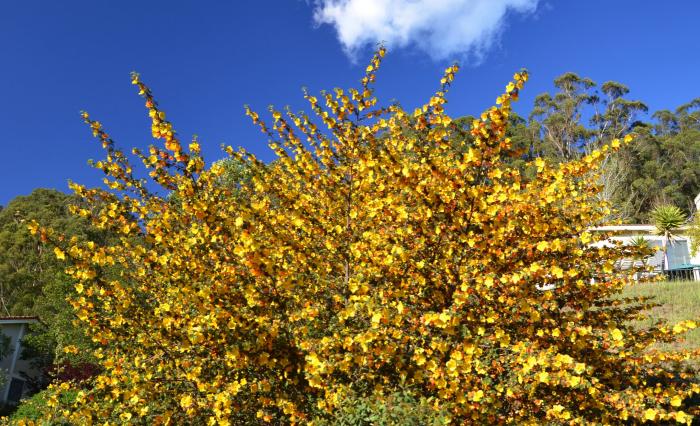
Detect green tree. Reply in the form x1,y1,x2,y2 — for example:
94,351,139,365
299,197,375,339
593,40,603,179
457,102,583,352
0,189,102,366
590,81,648,143
0,189,80,315
528,74,647,220
618,102,700,221
676,98,700,131
529,72,597,161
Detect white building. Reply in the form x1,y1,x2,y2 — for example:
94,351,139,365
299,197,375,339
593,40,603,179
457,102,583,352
0,317,42,405
590,224,700,280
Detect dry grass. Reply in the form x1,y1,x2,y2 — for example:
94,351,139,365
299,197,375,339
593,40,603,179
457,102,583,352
620,280,700,351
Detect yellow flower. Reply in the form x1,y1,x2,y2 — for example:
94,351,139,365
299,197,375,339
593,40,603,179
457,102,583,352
644,408,657,421
611,328,623,341
54,247,66,260
180,395,194,409
670,394,683,407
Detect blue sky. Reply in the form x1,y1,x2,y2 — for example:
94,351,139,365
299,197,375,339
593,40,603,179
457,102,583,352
1,0,698,206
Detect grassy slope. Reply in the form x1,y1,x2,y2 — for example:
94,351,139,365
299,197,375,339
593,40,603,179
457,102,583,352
620,280,700,351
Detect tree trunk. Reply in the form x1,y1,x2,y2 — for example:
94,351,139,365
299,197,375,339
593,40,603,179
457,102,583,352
662,232,669,271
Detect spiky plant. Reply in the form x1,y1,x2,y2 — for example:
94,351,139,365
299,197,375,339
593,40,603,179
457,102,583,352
628,235,653,279
649,204,687,270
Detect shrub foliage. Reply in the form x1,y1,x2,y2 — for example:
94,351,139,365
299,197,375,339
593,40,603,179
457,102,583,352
26,49,700,424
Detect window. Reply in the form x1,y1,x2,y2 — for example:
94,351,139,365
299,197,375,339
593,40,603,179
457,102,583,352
6,378,25,405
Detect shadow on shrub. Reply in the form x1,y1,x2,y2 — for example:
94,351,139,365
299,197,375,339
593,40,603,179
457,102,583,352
313,389,451,426
7,388,76,423
46,361,101,387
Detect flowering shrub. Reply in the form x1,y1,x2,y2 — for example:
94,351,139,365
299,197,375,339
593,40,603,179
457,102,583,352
46,362,101,387
24,49,700,424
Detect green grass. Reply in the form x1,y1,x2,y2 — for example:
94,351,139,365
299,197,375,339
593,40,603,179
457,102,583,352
620,280,700,351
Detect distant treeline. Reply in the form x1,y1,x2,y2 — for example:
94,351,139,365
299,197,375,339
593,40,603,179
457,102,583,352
456,72,700,223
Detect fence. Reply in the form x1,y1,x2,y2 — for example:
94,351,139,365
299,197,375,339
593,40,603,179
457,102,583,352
616,256,700,282
664,266,700,282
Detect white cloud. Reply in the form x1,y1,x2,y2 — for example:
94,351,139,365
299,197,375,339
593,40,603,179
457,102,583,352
312,0,540,62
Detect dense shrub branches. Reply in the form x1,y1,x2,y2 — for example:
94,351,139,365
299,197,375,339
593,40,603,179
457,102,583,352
25,49,700,425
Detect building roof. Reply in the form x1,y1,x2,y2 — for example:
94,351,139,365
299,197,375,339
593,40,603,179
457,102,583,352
0,316,39,324
590,224,694,233
590,224,656,232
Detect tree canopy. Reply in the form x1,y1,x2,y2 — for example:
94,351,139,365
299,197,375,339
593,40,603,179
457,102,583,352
523,74,700,222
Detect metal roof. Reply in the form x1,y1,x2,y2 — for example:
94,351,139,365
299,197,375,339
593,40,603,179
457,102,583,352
0,316,40,324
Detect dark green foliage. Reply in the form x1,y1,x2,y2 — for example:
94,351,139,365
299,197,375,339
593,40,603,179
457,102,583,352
616,104,700,221
312,389,450,426
213,155,253,193
0,189,102,365
8,387,77,422
0,189,80,316
521,72,699,222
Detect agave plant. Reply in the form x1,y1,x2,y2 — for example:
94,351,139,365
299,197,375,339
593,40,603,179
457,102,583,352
627,235,652,279
649,204,687,270
628,235,651,262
